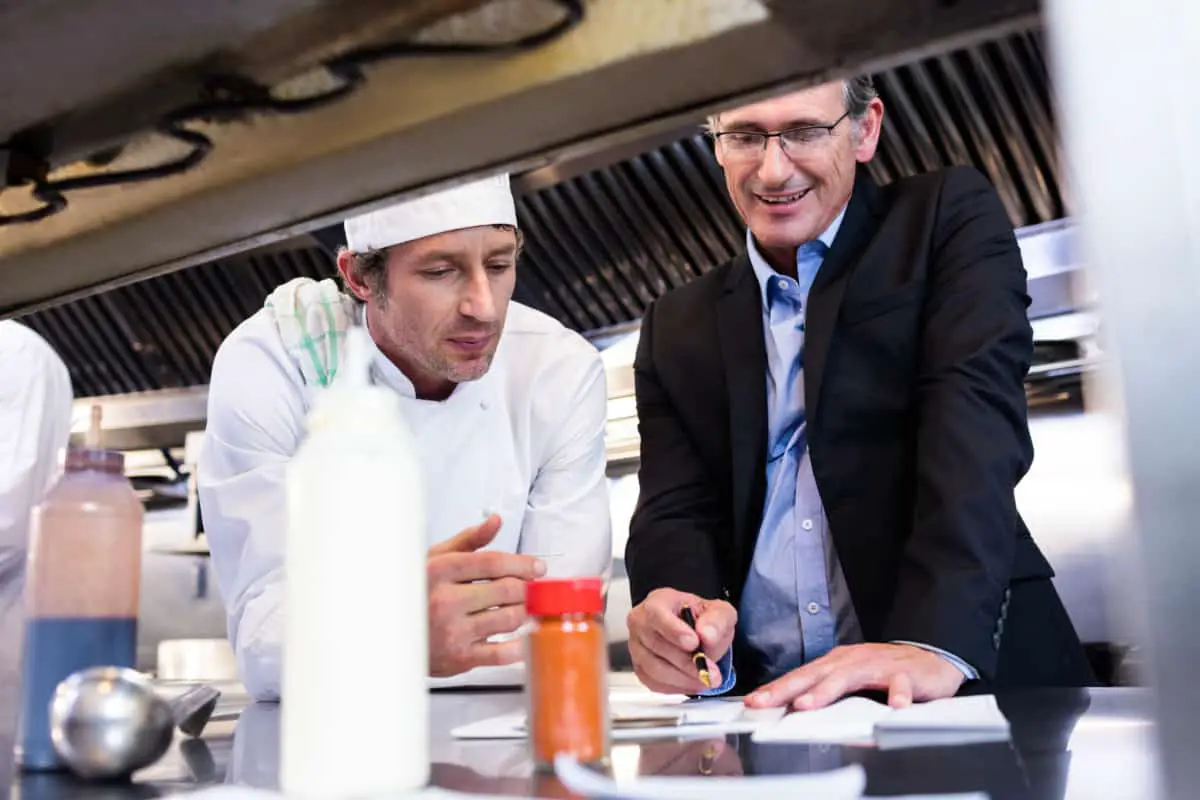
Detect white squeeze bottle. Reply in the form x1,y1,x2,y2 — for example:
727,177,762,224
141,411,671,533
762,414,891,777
281,325,429,796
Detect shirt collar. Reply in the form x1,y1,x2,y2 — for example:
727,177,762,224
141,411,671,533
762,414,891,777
357,303,417,398
747,203,848,307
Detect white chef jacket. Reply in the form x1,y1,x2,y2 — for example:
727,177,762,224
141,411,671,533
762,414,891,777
0,322,74,600
198,300,612,700
0,320,73,721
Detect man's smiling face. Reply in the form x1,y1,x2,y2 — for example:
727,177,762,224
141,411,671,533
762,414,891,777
712,81,882,269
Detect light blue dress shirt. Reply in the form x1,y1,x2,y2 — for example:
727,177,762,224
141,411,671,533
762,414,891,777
701,210,977,695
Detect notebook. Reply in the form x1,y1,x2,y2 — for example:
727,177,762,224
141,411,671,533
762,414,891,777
751,694,1010,748
874,695,1012,749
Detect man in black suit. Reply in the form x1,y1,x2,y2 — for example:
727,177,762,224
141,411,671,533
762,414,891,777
624,77,1093,711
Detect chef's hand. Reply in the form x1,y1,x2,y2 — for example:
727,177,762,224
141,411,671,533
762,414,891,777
426,515,546,677
627,588,737,695
744,643,965,710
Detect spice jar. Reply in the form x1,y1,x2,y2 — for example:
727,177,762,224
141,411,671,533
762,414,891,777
525,577,610,772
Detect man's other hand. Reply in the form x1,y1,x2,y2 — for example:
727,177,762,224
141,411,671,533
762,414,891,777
426,515,546,677
744,643,965,710
627,587,737,695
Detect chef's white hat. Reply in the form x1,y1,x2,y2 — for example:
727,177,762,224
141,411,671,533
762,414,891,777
343,173,517,252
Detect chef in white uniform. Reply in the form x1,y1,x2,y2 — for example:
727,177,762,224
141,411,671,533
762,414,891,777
199,174,612,701
0,321,73,738
0,321,74,607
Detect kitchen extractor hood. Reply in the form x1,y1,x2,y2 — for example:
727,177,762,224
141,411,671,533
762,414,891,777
0,0,1038,319
15,17,1067,407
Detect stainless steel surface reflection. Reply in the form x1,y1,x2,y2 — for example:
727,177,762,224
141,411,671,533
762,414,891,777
224,686,1161,800
48,667,174,780
2,682,1165,799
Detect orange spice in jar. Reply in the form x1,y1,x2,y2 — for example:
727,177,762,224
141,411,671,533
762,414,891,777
525,578,610,772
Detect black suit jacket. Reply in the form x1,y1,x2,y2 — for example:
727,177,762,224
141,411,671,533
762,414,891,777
626,166,1092,691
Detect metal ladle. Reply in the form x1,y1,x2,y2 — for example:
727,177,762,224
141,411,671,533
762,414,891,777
48,666,223,781
169,683,221,738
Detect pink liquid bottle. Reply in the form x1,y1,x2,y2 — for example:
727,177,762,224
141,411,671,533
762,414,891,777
17,406,144,771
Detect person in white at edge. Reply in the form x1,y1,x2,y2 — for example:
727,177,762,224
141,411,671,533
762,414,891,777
0,322,73,717
199,174,612,701
0,321,74,605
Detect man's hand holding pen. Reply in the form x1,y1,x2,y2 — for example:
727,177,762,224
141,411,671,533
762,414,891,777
626,588,737,695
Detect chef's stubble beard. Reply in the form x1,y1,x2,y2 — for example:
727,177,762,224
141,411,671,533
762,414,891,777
438,348,496,384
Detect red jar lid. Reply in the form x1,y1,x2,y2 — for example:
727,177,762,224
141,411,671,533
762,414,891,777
526,578,604,616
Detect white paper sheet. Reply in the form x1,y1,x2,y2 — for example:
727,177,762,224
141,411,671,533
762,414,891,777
554,754,868,799
751,696,890,744
878,694,1008,731
451,697,785,741
874,694,1010,748
751,694,1010,748
428,663,526,690
429,667,659,693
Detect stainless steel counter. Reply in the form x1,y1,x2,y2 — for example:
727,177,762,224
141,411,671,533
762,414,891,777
3,680,1163,799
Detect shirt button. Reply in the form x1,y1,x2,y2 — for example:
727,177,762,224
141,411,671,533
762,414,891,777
480,400,489,410
777,277,789,290
806,602,820,615
801,519,814,531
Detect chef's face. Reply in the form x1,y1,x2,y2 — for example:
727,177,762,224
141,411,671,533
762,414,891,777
712,81,882,271
349,225,518,400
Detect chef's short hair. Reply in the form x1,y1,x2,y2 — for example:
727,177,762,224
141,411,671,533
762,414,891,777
340,224,523,304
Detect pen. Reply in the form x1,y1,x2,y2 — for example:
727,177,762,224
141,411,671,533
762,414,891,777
679,605,712,689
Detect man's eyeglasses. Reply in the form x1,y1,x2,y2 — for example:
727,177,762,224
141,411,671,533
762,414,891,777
712,111,851,160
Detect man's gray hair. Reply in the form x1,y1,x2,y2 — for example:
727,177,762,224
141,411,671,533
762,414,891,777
706,75,878,132
842,75,878,119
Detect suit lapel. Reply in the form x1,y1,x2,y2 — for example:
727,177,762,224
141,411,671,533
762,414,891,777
717,255,768,563
805,168,882,425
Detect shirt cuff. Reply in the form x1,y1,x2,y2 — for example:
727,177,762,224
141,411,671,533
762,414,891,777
892,640,979,681
695,649,738,696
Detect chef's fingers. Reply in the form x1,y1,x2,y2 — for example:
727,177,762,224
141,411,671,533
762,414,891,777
469,640,524,668
469,604,527,642
429,515,503,558
458,577,527,615
430,550,547,585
